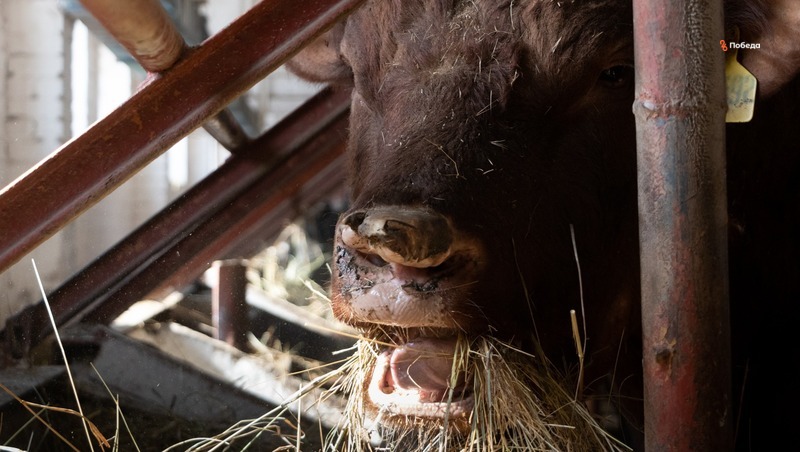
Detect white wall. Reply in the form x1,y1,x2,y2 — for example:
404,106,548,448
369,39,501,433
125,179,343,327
1,0,73,326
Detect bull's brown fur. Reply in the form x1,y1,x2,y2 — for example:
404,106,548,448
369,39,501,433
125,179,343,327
289,0,800,449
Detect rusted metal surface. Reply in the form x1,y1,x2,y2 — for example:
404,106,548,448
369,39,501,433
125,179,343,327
10,88,349,346
222,152,346,261
632,0,732,450
212,260,250,351
0,0,365,275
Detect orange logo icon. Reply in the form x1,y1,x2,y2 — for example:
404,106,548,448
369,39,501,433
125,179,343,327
720,40,728,52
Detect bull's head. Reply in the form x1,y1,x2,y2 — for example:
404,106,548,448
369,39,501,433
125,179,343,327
288,0,799,448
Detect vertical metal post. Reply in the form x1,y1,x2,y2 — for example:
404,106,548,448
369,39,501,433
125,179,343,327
633,0,732,450
212,260,250,351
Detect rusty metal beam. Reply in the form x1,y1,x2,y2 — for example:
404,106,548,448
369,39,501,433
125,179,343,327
0,0,365,275
633,0,732,450
12,88,349,346
83,116,347,324
146,137,347,304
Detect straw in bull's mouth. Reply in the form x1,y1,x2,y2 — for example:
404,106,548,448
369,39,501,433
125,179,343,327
327,331,632,451
367,336,474,420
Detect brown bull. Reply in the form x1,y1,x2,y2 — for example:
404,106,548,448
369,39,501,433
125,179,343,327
289,0,800,449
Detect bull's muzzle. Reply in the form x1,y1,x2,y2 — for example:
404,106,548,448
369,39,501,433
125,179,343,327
341,206,455,268
332,205,484,329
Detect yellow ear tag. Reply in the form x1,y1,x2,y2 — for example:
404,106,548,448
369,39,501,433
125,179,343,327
724,31,757,123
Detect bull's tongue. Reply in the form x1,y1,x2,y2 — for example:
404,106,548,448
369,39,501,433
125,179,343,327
368,336,474,418
387,337,465,402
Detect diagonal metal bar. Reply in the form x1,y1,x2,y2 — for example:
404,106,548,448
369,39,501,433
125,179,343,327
0,0,365,274
142,129,347,306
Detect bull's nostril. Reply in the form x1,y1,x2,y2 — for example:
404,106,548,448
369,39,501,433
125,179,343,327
339,206,458,268
344,211,367,229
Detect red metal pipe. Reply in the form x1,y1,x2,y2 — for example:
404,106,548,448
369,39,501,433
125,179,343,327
13,88,350,345
0,0,365,275
79,0,186,72
212,260,250,351
633,0,732,450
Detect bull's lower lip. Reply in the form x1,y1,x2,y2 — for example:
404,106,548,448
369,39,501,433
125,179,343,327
367,344,474,419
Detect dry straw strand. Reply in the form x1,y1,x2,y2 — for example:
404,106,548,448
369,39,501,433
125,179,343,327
32,259,97,452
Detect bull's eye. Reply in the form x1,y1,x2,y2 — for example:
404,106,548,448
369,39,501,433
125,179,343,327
598,65,634,89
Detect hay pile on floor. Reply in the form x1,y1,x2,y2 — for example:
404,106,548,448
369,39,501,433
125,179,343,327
326,332,630,452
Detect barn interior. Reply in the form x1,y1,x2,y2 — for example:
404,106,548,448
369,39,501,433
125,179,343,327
0,0,750,450
0,1,361,449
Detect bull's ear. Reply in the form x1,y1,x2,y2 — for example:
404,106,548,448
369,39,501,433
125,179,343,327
730,0,800,98
287,22,353,84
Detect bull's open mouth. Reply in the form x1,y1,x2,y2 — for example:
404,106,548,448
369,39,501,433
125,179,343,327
366,335,474,419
